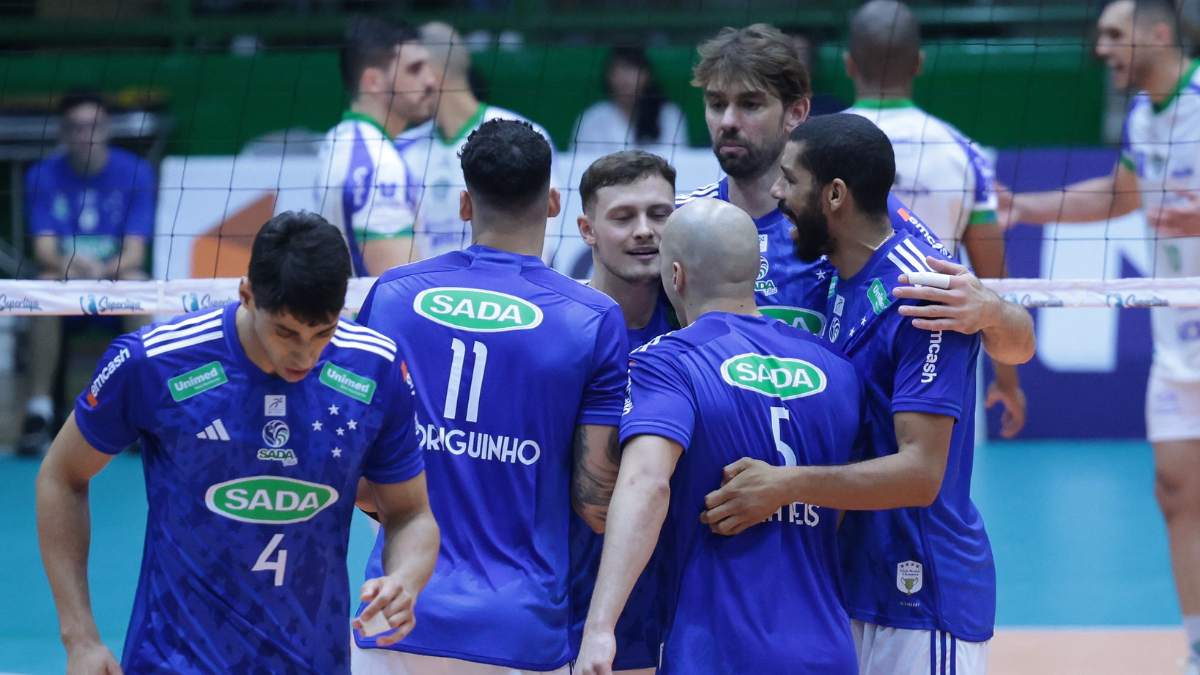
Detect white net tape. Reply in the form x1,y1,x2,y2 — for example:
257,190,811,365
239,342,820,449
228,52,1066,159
0,277,1198,315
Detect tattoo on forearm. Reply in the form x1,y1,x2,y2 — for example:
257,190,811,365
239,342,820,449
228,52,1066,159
571,426,621,523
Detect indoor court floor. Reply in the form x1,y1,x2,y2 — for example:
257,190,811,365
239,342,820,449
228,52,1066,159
0,439,1186,675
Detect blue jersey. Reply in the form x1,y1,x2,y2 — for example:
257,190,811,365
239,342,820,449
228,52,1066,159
825,232,994,642
677,181,948,334
621,312,864,675
354,245,628,670
568,289,677,670
26,148,155,262
73,303,422,675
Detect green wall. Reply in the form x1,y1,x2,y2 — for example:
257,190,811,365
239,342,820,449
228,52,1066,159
0,39,1104,157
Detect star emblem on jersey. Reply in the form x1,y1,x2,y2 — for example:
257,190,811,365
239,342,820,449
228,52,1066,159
816,269,827,280
336,428,345,437
328,404,339,415
312,420,323,431
861,316,867,325
347,419,357,430
332,447,342,458
849,328,856,337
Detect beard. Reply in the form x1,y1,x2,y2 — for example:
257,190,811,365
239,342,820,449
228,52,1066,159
712,128,789,180
782,194,834,263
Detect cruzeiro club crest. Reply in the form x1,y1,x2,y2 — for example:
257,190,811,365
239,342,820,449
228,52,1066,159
897,560,923,595
262,420,291,448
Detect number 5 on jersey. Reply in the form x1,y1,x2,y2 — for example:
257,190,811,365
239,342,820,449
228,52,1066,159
445,338,488,422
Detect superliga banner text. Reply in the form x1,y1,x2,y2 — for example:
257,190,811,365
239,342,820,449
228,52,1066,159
0,277,1198,315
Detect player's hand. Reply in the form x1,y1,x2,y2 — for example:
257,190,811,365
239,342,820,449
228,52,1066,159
1147,191,1200,237
575,629,617,675
986,379,1027,439
65,640,123,675
892,257,998,335
353,574,417,647
701,457,788,536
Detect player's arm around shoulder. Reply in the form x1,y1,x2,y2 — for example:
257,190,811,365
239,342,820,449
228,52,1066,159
891,254,1035,365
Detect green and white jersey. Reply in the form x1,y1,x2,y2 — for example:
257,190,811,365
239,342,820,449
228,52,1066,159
1121,60,1200,381
845,100,998,254
314,112,417,277
396,104,561,261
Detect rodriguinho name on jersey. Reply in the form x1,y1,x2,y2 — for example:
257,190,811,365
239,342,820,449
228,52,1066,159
204,476,339,524
720,353,827,400
168,362,229,402
414,287,544,332
416,422,542,465
320,363,376,404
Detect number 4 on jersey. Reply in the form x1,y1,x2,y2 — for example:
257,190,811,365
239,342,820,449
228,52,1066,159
253,533,288,586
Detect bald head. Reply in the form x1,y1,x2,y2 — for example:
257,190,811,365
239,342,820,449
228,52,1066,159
849,0,922,91
420,21,471,82
661,198,760,305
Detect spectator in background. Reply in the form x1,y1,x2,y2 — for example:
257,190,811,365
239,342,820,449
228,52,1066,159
314,16,438,276
398,21,564,262
17,88,155,457
570,46,689,157
786,30,848,116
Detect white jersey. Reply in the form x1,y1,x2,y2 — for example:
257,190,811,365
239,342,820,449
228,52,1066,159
314,113,417,277
396,104,563,261
845,100,998,253
1122,60,1200,382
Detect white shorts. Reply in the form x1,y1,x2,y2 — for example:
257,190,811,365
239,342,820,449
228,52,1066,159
350,643,571,675
1146,367,1200,443
852,620,989,675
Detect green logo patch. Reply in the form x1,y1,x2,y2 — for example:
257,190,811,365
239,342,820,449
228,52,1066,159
720,353,827,400
319,363,376,403
759,306,826,336
868,279,892,315
414,287,543,332
168,362,228,401
205,476,339,524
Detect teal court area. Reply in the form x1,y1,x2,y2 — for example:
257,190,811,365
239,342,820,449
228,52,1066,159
0,439,1179,674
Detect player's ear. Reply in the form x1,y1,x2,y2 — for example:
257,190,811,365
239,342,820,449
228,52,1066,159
826,179,846,213
578,214,597,246
784,96,810,132
915,50,925,78
238,277,255,310
459,190,473,222
547,187,562,219
842,51,857,79
671,260,685,296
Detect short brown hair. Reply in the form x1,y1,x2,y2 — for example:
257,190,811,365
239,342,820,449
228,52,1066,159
692,24,812,104
579,150,677,214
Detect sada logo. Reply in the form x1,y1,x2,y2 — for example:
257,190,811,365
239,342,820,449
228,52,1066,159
204,476,338,524
759,306,826,336
262,420,291,448
414,287,543,332
720,353,827,400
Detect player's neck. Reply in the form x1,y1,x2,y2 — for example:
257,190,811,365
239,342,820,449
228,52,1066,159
682,297,760,326
852,81,913,104
350,98,405,140
68,145,108,176
726,166,783,220
472,226,545,258
1146,52,1192,105
436,88,483,142
827,215,894,281
234,305,278,377
590,262,660,330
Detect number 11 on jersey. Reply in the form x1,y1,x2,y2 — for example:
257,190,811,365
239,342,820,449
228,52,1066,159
445,338,488,422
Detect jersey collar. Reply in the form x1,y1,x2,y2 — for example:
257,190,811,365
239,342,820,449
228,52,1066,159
437,103,488,147
341,110,393,141
1152,59,1200,115
852,98,916,110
